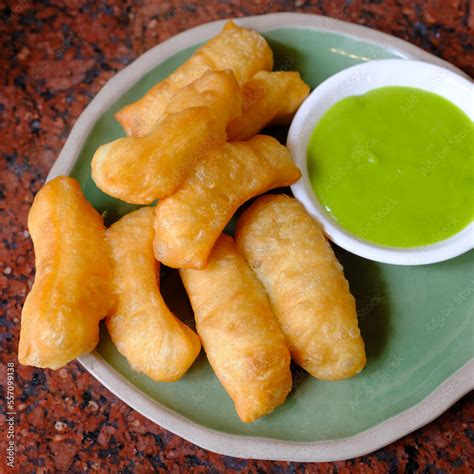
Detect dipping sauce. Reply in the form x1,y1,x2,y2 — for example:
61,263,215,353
307,86,473,247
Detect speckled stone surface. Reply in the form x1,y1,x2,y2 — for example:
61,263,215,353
0,1,473,472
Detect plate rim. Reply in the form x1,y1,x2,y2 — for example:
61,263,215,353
78,354,473,462
46,12,473,462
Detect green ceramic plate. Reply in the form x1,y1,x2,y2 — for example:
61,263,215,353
47,13,473,462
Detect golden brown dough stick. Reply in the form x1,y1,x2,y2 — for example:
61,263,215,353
19,176,114,369
227,71,310,140
235,195,366,380
180,234,292,423
153,135,301,269
105,207,201,382
92,70,241,204
160,66,242,119
116,21,273,137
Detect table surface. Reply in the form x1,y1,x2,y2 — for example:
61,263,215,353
1,1,473,472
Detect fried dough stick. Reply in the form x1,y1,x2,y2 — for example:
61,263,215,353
236,195,366,380
19,176,115,369
153,135,301,269
106,207,201,382
116,21,273,137
181,234,292,423
92,70,241,204
227,71,310,140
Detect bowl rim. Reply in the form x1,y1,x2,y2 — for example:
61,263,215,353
45,12,474,462
288,58,473,266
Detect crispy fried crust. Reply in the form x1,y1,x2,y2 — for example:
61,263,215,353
105,207,201,382
92,70,241,204
153,135,301,269
227,71,310,140
235,195,366,380
115,21,273,137
180,234,292,423
19,176,114,369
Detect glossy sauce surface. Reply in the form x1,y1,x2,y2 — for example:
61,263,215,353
307,86,473,247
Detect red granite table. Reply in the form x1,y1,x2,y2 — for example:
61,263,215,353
1,1,473,472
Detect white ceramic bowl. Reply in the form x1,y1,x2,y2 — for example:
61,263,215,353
288,59,473,265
